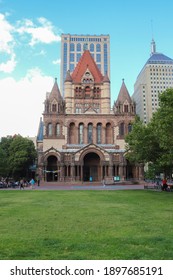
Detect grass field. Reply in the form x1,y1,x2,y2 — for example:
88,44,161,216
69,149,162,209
0,189,173,260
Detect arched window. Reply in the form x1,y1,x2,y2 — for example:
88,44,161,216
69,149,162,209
90,43,94,52
124,104,129,112
106,123,112,144
48,123,52,136
77,43,81,51
69,122,75,144
96,43,101,52
56,123,61,136
88,123,93,143
97,123,102,144
70,43,74,51
78,123,84,144
52,104,57,112
119,123,125,136
128,123,132,133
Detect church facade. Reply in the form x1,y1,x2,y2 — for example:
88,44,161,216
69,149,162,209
37,50,144,183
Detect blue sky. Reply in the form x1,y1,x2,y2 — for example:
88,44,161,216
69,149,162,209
1,0,173,137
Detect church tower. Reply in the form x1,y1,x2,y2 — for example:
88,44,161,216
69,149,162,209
37,47,142,183
64,50,111,115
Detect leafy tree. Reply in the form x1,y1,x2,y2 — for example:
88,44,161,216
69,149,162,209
125,116,162,164
0,135,37,179
0,136,13,177
151,89,173,174
9,135,37,179
125,88,173,178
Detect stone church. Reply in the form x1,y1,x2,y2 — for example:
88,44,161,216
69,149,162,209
37,50,143,182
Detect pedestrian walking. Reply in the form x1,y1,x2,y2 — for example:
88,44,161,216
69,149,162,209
19,179,24,190
37,175,40,186
29,178,35,189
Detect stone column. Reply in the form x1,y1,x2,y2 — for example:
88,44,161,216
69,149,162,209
84,126,87,144
93,125,96,143
109,165,113,177
102,127,106,144
81,165,83,182
71,163,75,181
119,164,125,181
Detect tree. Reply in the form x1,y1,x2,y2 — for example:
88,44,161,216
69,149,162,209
9,135,37,179
150,89,173,174
0,135,37,179
125,116,162,164
0,136,13,177
125,88,173,177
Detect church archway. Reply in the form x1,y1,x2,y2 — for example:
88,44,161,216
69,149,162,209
46,155,58,181
83,152,101,181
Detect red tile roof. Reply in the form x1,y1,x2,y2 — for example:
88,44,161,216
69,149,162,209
71,50,103,83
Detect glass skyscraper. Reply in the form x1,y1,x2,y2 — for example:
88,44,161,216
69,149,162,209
60,34,110,95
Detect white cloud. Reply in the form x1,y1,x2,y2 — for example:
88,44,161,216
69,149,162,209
0,13,61,73
16,17,61,46
0,13,17,73
0,53,17,73
0,69,54,137
52,58,61,65
0,13,14,53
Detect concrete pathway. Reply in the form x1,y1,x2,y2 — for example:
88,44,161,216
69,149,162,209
0,181,145,191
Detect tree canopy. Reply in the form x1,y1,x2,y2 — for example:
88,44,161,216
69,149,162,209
125,88,173,177
0,135,37,179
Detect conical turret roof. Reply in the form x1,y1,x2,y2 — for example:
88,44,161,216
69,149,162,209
49,78,62,100
65,70,73,82
103,72,110,83
116,79,132,104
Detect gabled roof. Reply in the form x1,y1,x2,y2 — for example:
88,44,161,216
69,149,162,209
49,78,62,101
116,79,131,104
71,50,103,83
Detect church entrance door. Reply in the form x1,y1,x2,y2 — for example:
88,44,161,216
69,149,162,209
83,152,100,181
46,155,58,181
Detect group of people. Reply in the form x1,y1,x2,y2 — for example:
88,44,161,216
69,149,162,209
19,176,40,190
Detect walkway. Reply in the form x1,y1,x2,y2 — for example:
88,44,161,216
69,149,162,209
0,181,145,191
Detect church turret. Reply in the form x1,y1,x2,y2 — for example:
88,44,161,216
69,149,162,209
113,79,135,114
44,78,65,114
102,72,111,113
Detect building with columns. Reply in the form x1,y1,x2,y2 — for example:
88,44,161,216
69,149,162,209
37,49,143,183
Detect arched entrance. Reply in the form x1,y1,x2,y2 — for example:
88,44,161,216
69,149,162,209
46,155,58,181
83,152,100,181
126,159,134,180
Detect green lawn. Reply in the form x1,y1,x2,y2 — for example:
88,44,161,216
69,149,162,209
0,190,173,260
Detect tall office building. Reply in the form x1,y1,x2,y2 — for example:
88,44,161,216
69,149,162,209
60,34,110,95
132,40,173,123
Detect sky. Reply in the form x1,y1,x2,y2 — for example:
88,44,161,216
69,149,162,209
1,0,173,138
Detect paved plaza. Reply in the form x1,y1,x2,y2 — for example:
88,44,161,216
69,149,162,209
0,181,144,191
